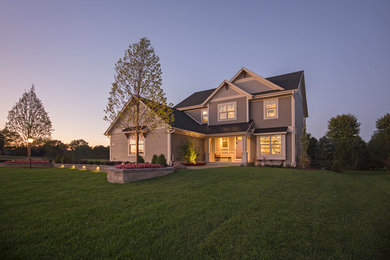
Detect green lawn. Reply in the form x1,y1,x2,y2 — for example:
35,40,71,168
1,167,390,259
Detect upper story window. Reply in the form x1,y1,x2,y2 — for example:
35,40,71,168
129,135,144,155
218,102,236,121
201,108,208,123
264,99,278,119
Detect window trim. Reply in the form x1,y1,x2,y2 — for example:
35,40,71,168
263,98,279,120
257,134,286,160
128,134,145,156
217,101,237,122
201,108,209,124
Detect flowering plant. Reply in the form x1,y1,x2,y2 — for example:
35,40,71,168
115,162,163,169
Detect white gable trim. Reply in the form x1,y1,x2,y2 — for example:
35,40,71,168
202,80,251,105
231,67,284,91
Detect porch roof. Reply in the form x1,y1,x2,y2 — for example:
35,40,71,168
253,126,288,134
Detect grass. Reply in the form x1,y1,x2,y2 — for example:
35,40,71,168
1,167,390,259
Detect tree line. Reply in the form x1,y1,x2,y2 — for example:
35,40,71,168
0,130,109,161
299,113,390,172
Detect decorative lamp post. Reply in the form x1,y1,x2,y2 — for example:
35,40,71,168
27,138,34,168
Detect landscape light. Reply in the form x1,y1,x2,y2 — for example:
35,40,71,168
82,165,86,170
27,138,34,143
96,166,100,171
72,165,75,169
61,165,64,168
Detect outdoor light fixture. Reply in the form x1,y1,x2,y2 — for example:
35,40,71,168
82,165,86,170
96,166,100,171
72,165,75,169
27,137,34,168
61,165,64,168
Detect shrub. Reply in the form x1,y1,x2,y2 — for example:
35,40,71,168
331,159,343,172
181,139,197,164
151,154,158,164
61,153,73,164
137,155,145,163
157,154,167,167
54,155,62,163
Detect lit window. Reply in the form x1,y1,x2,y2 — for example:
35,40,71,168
129,135,144,154
264,99,278,119
260,135,282,155
201,109,208,123
219,102,236,120
221,137,229,149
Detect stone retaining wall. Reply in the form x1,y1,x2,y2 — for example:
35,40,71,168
52,163,175,183
52,163,112,172
107,167,175,183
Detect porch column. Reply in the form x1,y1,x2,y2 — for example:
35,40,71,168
205,138,210,163
241,135,248,166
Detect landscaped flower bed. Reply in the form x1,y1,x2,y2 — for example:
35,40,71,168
115,162,163,169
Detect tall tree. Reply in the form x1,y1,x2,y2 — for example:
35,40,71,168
369,113,390,171
104,37,174,164
298,123,311,169
6,85,53,144
326,114,364,170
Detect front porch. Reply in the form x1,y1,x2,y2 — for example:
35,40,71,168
205,135,250,166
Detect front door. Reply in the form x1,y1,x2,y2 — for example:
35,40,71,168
235,137,242,160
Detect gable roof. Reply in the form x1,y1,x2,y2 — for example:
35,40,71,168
174,88,215,109
265,70,304,91
231,67,284,91
201,80,252,106
174,68,305,109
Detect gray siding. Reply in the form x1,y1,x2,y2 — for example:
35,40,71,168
209,97,247,125
234,78,271,94
213,86,240,99
171,133,205,162
249,96,292,128
110,128,168,162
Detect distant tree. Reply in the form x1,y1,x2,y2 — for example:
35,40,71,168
42,140,68,158
298,124,311,169
104,37,174,165
307,137,318,168
91,145,109,159
326,114,363,170
6,85,53,145
0,130,4,154
69,139,92,160
316,136,333,169
369,113,390,171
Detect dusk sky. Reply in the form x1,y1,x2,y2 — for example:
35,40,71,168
1,0,389,146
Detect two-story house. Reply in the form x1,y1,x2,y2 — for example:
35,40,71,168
105,67,308,166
